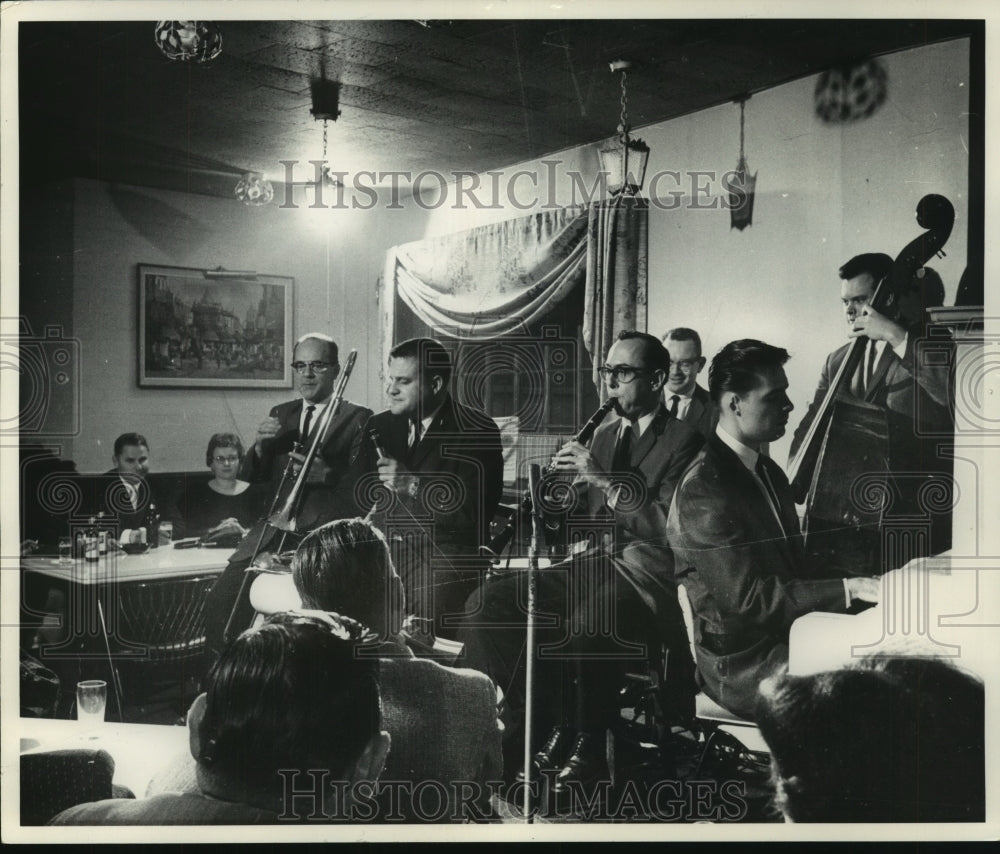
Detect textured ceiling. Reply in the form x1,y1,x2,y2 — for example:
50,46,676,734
18,17,978,197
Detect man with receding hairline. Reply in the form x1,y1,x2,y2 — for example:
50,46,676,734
662,327,718,439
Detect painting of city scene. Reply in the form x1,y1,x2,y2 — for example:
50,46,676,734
138,265,293,388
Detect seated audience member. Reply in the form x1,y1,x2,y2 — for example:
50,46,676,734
755,656,985,823
292,519,503,820
152,518,503,822
666,340,879,720
88,432,184,539
50,613,389,825
179,433,267,541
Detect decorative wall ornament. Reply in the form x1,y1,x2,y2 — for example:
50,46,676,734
814,59,888,124
154,21,223,63
234,173,274,206
728,97,757,232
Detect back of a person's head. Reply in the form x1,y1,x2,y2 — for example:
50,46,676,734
196,612,382,802
756,656,984,822
291,518,405,637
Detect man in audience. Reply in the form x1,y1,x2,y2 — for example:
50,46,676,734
662,327,718,439
240,332,371,528
756,656,984,822
49,613,390,824
346,338,503,638
461,331,704,794
667,339,880,720
202,332,371,654
789,255,954,573
152,518,503,822
91,433,183,537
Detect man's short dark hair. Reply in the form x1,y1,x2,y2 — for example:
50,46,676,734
756,656,984,823
389,337,452,386
294,332,339,366
197,613,381,791
205,432,245,467
838,253,893,284
664,327,703,358
292,518,405,638
708,339,790,404
615,330,671,373
113,433,148,456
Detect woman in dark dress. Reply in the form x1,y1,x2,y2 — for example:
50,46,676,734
181,433,267,540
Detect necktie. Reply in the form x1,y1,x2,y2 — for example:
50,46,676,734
612,424,633,471
668,394,680,418
864,340,877,394
408,419,422,449
301,404,316,442
755,457,785,535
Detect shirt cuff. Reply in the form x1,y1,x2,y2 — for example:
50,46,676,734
842,578,852,609
892,330,908,360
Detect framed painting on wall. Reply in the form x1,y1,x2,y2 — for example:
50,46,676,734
137,264,293,389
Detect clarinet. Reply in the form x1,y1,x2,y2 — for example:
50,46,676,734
481,398,618,560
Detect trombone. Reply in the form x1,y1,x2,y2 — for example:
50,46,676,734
222,349,358,642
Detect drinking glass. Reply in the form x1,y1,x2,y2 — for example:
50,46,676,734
76,680,107,727
58,535,73,564
158,521,173,547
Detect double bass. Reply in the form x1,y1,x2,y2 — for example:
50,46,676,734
787,194,954,575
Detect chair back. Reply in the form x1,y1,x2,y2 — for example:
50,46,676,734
20,749,121,825
114,574,218,660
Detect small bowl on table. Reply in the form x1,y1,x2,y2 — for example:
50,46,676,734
120,542,150,556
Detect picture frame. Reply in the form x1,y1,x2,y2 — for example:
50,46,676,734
137,264,293,389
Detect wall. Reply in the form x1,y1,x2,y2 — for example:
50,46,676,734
67,180,423,472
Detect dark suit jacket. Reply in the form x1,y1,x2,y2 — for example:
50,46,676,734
85,472,184,538
790,332,952,470
667,433,850,719
350,394,503,559
681,384,719,440
571,402,704,620
240,397,372,528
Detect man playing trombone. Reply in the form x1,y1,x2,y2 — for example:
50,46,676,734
240,332,371,527
202,332,370,663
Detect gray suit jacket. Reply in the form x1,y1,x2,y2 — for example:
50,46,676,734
667,434,849,719
679,384,718,440
571,402,704,620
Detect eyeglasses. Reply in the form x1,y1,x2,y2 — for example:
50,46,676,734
597,365,648,384
212,455,241,465
291,361,335,375
672,359,700,371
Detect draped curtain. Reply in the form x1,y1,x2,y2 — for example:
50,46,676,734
383,198,648,394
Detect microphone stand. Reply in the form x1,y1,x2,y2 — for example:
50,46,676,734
522,463,544,822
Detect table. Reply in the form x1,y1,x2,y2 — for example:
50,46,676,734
23,545,235,585
789,553,1000,681
24,547,233,720
17,717,190,801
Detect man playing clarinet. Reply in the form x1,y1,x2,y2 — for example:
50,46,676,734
460,331,704,796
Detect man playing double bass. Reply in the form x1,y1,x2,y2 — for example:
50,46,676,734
789,253,953,576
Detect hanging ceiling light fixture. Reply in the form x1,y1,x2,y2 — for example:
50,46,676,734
728,96,757,231
311,76,343,187
154,21,223,63
234,173,274,206
598,60,650,196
